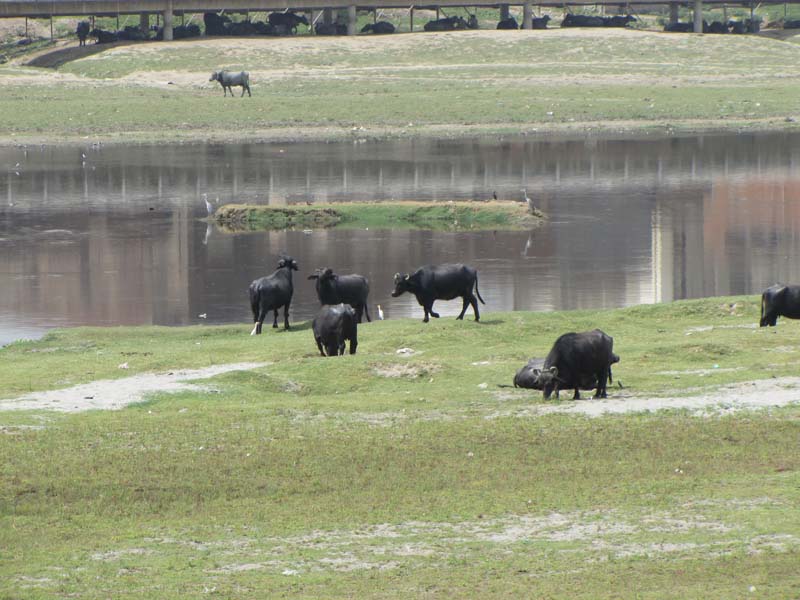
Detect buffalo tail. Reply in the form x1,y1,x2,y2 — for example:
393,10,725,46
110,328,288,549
475,273,486,305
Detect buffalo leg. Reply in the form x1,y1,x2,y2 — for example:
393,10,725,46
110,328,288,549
354,305,364,323
316,338,326,357
456,297,469,320
283,304,291,330
469,293,481,321
272,309,279,328
252,307,268,335
573,389,581,400
429,301,440,319
349,332,358,355
594,369,609,399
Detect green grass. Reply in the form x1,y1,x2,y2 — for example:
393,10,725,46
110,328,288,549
1,28,800,144
1,297,799,597
213,201,542,231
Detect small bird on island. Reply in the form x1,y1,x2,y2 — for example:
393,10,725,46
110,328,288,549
203,194,215,216
492,191,498,201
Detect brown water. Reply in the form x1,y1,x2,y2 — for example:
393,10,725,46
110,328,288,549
2,132,800,345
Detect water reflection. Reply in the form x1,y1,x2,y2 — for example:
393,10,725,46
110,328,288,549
2,132,800,345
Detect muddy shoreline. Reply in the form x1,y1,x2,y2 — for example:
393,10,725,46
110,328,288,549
2,118,799,149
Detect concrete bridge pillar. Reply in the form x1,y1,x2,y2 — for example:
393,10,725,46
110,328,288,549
139,12,149,34
693,0,703,32
347,5,356,35
162,0,174,40
522,2,533,29
500,4,510,20
323,8,333,25
668,2,679,24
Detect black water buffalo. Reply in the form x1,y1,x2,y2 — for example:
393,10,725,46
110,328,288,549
663,21,694,32
210,70,251,97
707,21,729,33
561,14,604,27
268,12,309,33
312,304,358,356
204,12,231,35
91,28,118,44
531,15,551,29
513,357,614,391
604,15,636,27
361,21,396,34
315,22,348,35
424,16,468,31
391,264,485,322
248,255,299,335
76,21,90,46
308,267,371,323
497,17,518,29
760,284,800,326
530,329,619,400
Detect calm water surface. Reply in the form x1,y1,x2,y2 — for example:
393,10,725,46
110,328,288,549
2,132,800,345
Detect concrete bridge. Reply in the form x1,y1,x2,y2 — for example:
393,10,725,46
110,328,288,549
0,0,776,39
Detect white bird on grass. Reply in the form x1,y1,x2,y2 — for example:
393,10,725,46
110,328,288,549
377,305,385,320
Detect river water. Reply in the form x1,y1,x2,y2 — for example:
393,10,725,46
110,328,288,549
2,132,800,345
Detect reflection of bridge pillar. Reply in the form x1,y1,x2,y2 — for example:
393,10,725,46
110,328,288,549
693,0,703,33
669,2,679,24
163,0,174,41
651,201,674,303
347,5,357,35
522,2,533,29
140,13,149,34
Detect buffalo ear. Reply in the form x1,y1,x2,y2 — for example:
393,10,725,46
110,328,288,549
404,274,410,281
393,273,401,283
549,366,558,376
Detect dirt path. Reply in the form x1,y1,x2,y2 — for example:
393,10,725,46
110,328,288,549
0,362,268,412
491,376,800,418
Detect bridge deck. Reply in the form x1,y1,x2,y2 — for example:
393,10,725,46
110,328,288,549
0,0,789,18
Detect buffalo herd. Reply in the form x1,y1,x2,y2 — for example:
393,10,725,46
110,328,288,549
247,255,622,401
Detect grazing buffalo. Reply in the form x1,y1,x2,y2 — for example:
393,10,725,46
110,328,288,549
309,267,371,323
361,21,396,34
604,15,636,27
663,22,694,32
513,357,614,391
210,70,251,97
561,14,604,27
391,264,485,322
529,329,619,400
248,255,299,335
313,304,358,356
268,12,309,33
760,284,800,326
76,21,90,46
497,17,518,29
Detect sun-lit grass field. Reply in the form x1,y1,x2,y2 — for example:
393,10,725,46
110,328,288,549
1,297,799,598
1,28,800,144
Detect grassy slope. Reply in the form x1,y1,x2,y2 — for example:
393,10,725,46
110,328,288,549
1,297,799,598
1,30,800,143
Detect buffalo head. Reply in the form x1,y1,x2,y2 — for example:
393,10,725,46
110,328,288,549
209,71,221,82
277,255,299,271
534,366,561,400
391,272,411,297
